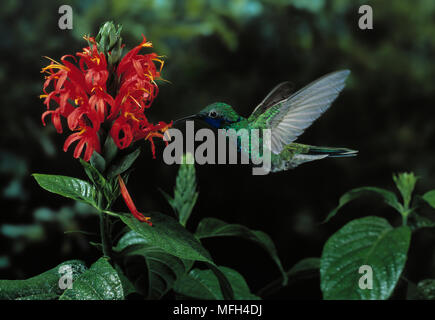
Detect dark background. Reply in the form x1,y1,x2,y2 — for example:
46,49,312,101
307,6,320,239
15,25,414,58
1,0,434,299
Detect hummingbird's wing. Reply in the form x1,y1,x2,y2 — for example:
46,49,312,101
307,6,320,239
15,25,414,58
254,70,350,154
248,81,294,121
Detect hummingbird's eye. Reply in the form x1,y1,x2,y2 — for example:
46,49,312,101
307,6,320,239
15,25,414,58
209,111,218,118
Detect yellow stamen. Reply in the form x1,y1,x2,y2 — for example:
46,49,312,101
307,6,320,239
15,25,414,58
124,112,140,122
141,41,153,48
90,86,103,93
43,56,63,65
41,63,69,73
153,58,165,72
91,56,101,64
130,96,143,109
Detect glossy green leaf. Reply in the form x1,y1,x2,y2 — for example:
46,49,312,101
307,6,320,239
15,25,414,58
0,260,87,300
60,258,124,300
173,266,259,300
111,211,213,263
161,152,198,226
324,187,403,222
115,230,192,299
32,174,97,207
321,216,411,300
422,190,435,209
204,262,234,300
114,263,136,297
195,217,287,285
106,148,140,179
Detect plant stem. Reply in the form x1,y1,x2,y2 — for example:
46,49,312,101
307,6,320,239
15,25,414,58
99,212,112,259
402,214,408,226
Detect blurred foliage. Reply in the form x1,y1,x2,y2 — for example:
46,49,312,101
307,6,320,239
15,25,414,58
1,0,435,298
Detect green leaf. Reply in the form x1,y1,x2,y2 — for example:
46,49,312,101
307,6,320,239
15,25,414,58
106,148,140,179
114,263,136,298
393,172,418,209
32,174,97,207
408,212,435,231
257,258,320,297
0,260,87,300
415,279,435,300
422,190,435,209
161,152,199,226
60,258,124,300
173,266,259,300
103,135,118,165
80,159,114,207
115,230,192,299
287,257,320,277
320,216,411,300
324,187,403,222
195,217,287,285
90,151,106,173
204,262,235,300
110,211,213,263
80,159,106,188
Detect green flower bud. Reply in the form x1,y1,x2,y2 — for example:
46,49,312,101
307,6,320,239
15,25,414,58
96,21,123,65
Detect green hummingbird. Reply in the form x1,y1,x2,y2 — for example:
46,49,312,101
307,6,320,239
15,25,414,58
176,70,357,173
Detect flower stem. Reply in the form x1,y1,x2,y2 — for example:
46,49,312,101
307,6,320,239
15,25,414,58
99,212,112,259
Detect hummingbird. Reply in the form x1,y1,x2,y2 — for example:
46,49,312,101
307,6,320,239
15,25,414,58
176,70,357,173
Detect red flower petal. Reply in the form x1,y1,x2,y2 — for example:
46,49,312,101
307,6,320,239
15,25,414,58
118,175,152,225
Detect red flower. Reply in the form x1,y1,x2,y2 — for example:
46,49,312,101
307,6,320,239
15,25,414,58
118,175,152,226
63,127,101,162
40,35,171,162
109,36,169,154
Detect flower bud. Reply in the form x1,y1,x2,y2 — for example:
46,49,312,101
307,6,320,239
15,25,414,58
96,21,123,65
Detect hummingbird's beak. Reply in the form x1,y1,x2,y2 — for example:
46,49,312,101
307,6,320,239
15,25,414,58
174,114,200,125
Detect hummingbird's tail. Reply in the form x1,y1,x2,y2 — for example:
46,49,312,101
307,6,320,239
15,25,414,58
270,144,358,172
307,146,358,158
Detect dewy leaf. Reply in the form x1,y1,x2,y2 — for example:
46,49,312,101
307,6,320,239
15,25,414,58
422,190,435,209
115,230,192,299
162,152,199,226
110,211,213,263
0,260,87,300
173,266,259,300
324,187,403,222
32,174,97,207
320,216,411,300
195,217,287,285
106,148,141,179
60,258,124,300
